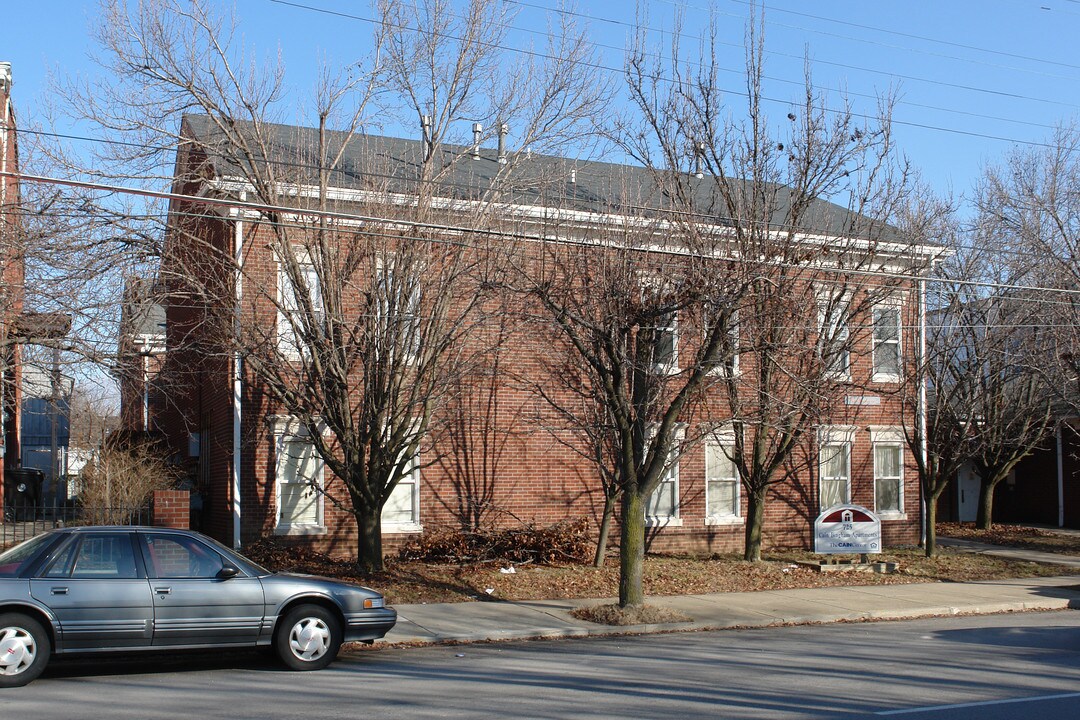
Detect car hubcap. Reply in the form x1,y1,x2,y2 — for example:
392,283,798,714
288,618,330,661
0,627,35,676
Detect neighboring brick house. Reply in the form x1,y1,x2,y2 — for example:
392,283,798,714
146,115,937,557
0,61,24,502
116,276,167,436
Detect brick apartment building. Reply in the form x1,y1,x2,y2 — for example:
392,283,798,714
134,115,938,558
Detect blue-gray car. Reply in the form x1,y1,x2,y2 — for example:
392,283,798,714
0,526,397,686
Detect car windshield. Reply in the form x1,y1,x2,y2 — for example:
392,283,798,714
0,533,57,577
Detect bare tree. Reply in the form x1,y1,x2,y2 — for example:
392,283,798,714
62,0,606,571
522,6,919,610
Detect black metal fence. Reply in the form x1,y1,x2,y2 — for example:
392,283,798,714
0,504,152,547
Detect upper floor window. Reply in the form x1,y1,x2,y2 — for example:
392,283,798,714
278,262,322,359
648,311,678,373
818,296,850,379
375,256,422,361
872,304,902,382
705,306,739,377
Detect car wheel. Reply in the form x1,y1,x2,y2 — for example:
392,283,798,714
0,613,50,688
275,604,342,671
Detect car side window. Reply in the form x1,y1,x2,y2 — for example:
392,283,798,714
42,538,79,578
141,534,226,579
47,534,140,580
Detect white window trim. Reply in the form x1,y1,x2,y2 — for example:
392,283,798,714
870,426,906,519
706,309,740,378
269,415,327,536
704,425,742,526
376,254,423,364
871,301,903,384
277,257,322,362
652,311,680,375
645,426,684,527
382,449,423,534
817,293,851,381
818,426,855,511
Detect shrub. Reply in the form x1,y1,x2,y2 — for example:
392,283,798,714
398,518,592,565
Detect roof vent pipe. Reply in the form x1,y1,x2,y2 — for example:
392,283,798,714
693,141,705,179
497,122,508,165
421,114,433,158
472,122,483,160
570,168,576,184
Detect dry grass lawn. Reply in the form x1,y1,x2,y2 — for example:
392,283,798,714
937,522,1080,554
246,538,1080,606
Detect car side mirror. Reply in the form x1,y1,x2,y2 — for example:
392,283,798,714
217,564,240,580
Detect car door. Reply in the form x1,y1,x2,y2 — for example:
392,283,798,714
29,532,154,650
138,531,266,647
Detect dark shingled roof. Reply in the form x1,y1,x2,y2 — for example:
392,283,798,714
181,114,899,241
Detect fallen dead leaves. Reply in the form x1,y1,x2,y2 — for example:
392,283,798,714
244,537,1080,606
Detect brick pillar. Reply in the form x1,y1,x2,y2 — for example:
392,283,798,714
152,489,190,529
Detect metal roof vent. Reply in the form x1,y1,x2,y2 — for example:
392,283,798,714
497,122,508,165
472,122,482,160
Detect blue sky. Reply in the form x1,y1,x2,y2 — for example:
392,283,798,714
3,0,1079,202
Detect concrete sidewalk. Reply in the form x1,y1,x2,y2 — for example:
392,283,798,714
376,571,1080,648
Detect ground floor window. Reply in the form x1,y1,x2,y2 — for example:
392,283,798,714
646,430,683,526
705,436,740,524
271,417,324,535
382,449,421,532
871,427,905,517
819,427,854,511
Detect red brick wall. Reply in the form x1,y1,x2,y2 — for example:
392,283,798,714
153,146,925,559
152,489,190,529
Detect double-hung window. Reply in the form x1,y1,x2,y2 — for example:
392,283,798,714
649,311,678,373
271,417,324,535
278,261,322,359
705,305,739,377
819,426,854,511
705,427,740,524
818,294,850,379
375,256,422,362
646,428,684,526
871,427,905,517
872,303,902,382
382,443,422,533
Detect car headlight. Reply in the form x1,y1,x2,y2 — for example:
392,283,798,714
363,597,385,609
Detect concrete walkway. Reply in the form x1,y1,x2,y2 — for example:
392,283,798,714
374,539,1080,648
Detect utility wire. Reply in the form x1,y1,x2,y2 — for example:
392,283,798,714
12,169,1080,306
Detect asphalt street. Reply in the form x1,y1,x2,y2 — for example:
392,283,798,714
5,610,1079,719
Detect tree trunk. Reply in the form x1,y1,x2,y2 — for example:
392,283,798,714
356,509,384,573
924,495,938,558
975,478,997,531
618,490,646,608
743,486,766,562
593,492,617,568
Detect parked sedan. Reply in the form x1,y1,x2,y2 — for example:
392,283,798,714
0,526,396,687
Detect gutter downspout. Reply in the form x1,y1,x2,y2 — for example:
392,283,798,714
1057,423,1065,528
918,277,928,546
231,194,245,549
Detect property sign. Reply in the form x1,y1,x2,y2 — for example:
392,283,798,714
814,504,882,554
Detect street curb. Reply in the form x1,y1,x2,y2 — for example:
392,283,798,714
364,597,1078,650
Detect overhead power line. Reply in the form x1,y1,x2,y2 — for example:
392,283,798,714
11,168,1080,305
